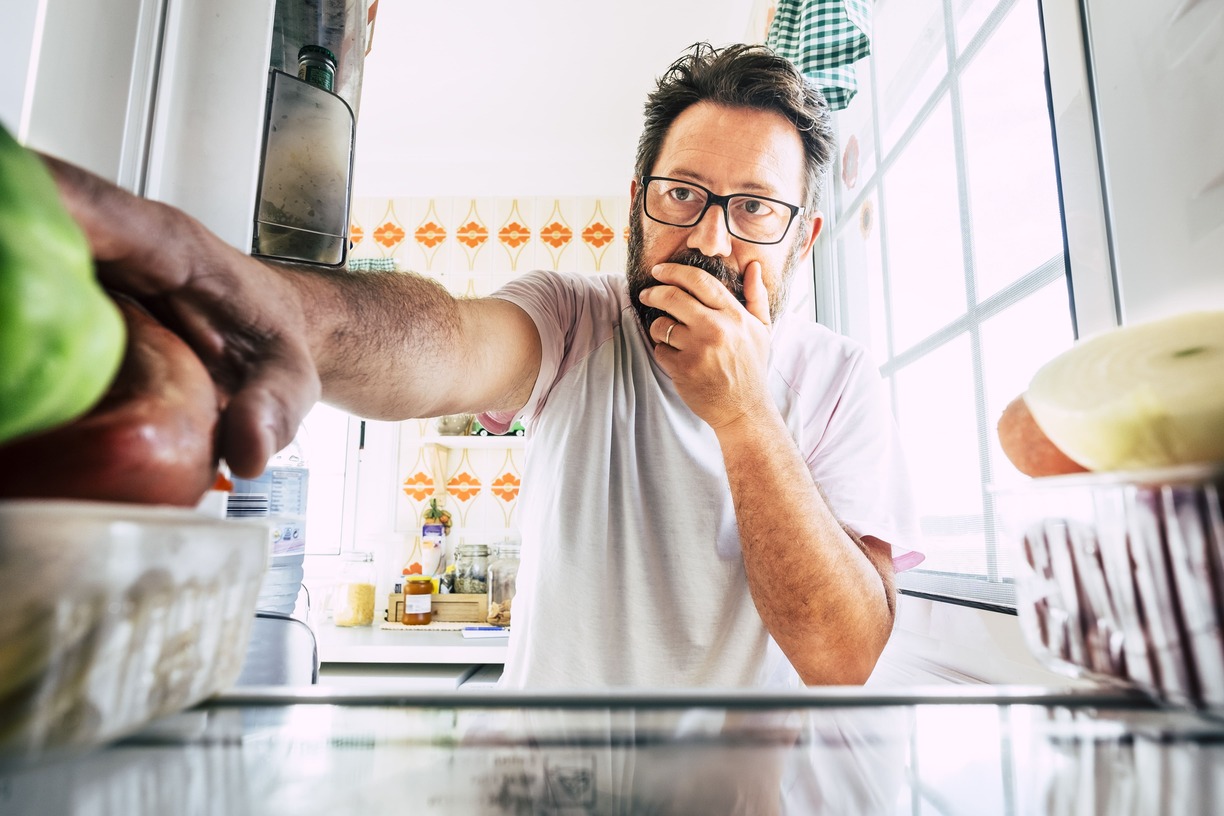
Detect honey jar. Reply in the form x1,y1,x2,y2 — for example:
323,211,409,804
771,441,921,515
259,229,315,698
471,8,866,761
402,574,434,625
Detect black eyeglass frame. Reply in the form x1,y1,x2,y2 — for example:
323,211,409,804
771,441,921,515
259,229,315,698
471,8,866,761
639,175,806,246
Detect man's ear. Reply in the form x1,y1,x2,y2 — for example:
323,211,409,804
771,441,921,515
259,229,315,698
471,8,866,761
629,178,638,199
796,211,823,263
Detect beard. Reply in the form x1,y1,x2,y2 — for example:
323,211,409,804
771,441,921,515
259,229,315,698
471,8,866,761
625,202,802,337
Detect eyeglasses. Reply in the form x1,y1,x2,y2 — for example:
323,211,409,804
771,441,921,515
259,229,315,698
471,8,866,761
640,176,805,245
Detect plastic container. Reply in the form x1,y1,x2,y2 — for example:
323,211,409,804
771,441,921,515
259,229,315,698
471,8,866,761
0,499,270,770
402,575,434,625
454,543,490,595
331,552,376,627
994,463,1224,710
486,542,520,626
227,437,309,614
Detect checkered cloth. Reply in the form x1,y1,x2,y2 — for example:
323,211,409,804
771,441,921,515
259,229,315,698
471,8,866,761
347,257,398,273
766,0,872,111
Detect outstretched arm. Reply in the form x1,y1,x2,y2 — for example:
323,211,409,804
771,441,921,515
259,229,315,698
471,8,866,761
46,156,541,477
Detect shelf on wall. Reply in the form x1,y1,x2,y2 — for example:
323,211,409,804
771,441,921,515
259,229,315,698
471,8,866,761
418,435,525,450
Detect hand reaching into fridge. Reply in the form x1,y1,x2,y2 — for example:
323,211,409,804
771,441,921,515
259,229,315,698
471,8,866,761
43,154,323,479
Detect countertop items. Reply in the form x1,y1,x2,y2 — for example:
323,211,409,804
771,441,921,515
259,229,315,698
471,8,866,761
3,686,1221,814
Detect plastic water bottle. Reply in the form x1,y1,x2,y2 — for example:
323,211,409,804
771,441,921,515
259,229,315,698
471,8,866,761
227,436,309,615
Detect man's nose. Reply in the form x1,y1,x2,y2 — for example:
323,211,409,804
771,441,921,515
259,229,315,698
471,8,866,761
686,203,733,257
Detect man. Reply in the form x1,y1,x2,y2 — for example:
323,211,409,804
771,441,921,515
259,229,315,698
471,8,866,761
49,43,919,689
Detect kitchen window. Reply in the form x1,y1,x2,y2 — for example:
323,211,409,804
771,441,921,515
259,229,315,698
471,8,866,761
815,0,1077,609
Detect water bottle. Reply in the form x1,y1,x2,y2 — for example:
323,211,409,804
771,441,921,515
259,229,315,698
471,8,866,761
227,435,309,615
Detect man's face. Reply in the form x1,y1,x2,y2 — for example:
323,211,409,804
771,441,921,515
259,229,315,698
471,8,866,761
627,101,821,335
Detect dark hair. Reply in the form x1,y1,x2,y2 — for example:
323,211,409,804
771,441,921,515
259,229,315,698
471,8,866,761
634,42,834,211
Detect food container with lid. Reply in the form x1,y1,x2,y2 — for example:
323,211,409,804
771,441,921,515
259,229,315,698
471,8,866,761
332,551,376,627
994,463,1224,710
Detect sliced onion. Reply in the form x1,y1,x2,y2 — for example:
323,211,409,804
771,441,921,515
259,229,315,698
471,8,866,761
1025,311,1224,471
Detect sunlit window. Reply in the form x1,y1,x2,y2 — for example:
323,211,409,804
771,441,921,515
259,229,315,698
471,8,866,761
817,0,1074,607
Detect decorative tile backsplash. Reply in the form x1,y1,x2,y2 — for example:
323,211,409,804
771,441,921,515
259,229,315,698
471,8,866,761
350,195,629,554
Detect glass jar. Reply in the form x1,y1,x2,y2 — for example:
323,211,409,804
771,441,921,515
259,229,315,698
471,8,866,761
332,551,375,626
453,543,489,595
402,575,433,625
486,542,520,626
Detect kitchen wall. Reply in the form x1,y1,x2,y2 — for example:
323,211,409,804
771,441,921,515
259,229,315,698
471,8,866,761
346,193,631,556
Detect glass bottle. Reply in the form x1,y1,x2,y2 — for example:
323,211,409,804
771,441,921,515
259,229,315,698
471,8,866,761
453,543,489,595
486,541,520,626
297,44,337,92
402,575,433,625
332,551,375,626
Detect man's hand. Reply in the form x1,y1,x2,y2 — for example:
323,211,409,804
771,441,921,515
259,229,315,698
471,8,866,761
640,260,772,429
45,156,321,478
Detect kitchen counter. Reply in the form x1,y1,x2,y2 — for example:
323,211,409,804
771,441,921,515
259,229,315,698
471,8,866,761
315,620,509,664
4,686,1221,814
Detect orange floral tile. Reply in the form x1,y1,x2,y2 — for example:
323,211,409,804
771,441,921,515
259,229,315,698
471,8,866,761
447,471,481,502
374,221,405,249
415,221,447,249
540,221,573,249
491,472,520,502
582,222,613,248
499,221,531,248
350,222,364,246
402,471,433,501
457,220,488,249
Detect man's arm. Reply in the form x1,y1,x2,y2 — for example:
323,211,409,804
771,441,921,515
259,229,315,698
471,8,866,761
642,260,894,684
46,155,541,477
716,407,895,684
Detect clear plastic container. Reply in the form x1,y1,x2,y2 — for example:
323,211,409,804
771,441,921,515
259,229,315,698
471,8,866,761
454,543,489,595
994,463,1224,709
486,542,520,626
332,552,376,627
0,500,270,769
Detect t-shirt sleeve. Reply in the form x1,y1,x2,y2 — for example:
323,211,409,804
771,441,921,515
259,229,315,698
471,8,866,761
807,349,924,572
478,270,619,433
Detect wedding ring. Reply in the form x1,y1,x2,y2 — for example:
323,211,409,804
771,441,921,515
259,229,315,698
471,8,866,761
665,322,676,346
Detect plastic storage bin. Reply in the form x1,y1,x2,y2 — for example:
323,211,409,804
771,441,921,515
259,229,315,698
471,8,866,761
994,463,1224,710
0,499,270,769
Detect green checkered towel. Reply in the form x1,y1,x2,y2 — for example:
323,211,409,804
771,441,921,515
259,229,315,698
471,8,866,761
766,0,871,111
347,257,398,273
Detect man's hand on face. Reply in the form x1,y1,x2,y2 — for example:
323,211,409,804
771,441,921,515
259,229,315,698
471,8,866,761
46,155,322,478
640,260,773,430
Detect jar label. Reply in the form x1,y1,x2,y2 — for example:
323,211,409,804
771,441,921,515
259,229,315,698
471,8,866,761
405,594,431,614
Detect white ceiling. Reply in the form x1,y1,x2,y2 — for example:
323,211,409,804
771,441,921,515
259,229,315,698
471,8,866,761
351,1,762,199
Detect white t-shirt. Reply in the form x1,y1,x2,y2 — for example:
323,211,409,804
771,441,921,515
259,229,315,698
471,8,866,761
481,270,921,690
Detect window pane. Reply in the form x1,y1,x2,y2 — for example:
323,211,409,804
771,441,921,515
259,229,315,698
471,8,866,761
831,58,878,218
882,98,966,352
960,1,1063,301
874,0,948,152
953,0,1003,53
892,334,988,576
834,191,889,363
301,402,352,556
979,277,1075,494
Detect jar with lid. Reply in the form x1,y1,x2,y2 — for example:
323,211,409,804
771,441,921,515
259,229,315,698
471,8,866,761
332,552,375,626
486,542,520,626
402,575,433,625
453,543,489,594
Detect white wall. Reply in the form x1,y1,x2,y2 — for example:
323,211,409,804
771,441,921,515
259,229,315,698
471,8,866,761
351,0,759,199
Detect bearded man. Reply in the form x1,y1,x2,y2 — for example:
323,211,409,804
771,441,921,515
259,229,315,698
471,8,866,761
47,42,920,690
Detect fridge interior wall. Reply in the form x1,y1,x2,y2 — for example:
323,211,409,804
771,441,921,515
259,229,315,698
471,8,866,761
6,0,276,252
1044,0,1224,333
